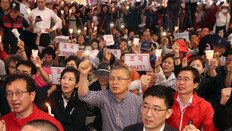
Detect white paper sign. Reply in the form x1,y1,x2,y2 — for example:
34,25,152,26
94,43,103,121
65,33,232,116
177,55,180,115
124,54,152,71
107,49,121,59
51,67,65,85
103,35,114,46
90,50,99,59
56,36,69,43
59,42,79,56
38,46,45,54
174,32,189,41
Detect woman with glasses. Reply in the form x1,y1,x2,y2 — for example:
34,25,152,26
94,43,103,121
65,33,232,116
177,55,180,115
46,67,87,130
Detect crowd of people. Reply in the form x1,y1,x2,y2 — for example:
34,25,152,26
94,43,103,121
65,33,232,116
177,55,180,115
0,0,231,130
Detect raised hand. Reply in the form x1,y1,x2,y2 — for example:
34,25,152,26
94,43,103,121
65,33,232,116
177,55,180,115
0,120,6,131
183,124,200,131
220,87,232,105
209,58,218,69
31,56,42,68
172,42,179,54
141,75,151,91
78,60,92,75
104,49,111,63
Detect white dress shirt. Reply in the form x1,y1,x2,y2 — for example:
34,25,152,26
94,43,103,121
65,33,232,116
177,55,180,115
143,123,165,131
31,7,62,33
20,3,29,23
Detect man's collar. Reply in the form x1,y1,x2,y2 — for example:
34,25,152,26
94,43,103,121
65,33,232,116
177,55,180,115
143,123,165,131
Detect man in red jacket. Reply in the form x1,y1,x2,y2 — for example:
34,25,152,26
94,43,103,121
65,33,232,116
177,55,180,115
166,67,217,131
0,74,63,131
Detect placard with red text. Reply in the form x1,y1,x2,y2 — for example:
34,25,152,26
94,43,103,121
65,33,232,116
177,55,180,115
124,54,152,71
51,67,65,85
59,42,79,56
103,35,114,46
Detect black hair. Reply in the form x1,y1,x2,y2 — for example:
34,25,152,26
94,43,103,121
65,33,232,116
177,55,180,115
119,38,128,44
162,54,175,64
65,55,81,68
23,119,58,131
16,60,37,75
5,55,22,74
42,47,56,59
179,66,200,83
5,74,37,92
60,67,80,84
143,85,174,109
188,55,206,68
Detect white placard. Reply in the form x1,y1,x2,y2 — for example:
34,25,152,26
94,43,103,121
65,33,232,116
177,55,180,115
103,35,114,46
107,49,121,59
51,67,65,85
124,54,152,71
38,46,45,54
174,32,189,41
55,36,69,43
90,50,99,59
59,42,79,56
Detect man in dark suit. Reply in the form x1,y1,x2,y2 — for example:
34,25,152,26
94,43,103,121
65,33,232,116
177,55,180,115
124,85,178,131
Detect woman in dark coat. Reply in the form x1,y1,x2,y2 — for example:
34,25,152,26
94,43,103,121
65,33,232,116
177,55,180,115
48,67,87,131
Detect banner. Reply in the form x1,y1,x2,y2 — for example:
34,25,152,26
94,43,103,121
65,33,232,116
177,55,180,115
174,32,189,41
124,54,152,71
55,36,69,43
59,42,79,56
103,34,114,46
51,67,65,85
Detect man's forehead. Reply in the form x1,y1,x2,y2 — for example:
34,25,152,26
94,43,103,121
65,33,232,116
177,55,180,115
110,69,126,76
143,96,166,107
178,71,193,78
7,79,27,90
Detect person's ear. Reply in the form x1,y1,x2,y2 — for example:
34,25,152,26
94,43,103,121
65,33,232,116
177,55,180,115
30,91,36,102
165,109,173,119
75,82,79,88
31,74,35,80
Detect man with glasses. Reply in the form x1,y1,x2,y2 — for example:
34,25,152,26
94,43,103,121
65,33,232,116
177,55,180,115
0,74,63,131
0,2,33,54
124,85,178,131
166,67,217,131
78,60,142,130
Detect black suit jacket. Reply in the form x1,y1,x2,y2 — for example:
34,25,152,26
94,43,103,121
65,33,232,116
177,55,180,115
124,122,178,131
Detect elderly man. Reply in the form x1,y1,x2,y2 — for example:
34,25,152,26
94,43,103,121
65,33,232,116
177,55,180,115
30,0,61,47
78,60,142,130
124,85,178,131
0,74,63,131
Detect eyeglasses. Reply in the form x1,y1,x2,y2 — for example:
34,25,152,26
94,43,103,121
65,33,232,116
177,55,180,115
176,77,191,82
109,77,129,82
6,90,29,98
142,105,168,116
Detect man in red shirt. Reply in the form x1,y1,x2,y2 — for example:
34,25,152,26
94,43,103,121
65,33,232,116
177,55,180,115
166,67,217,131
0,74,63,131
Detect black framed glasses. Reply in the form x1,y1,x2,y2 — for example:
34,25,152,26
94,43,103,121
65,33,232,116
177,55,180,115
142,105,168,116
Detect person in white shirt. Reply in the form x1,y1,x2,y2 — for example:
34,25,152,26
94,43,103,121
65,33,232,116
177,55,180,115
30,0,62,47
215,3,231,35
